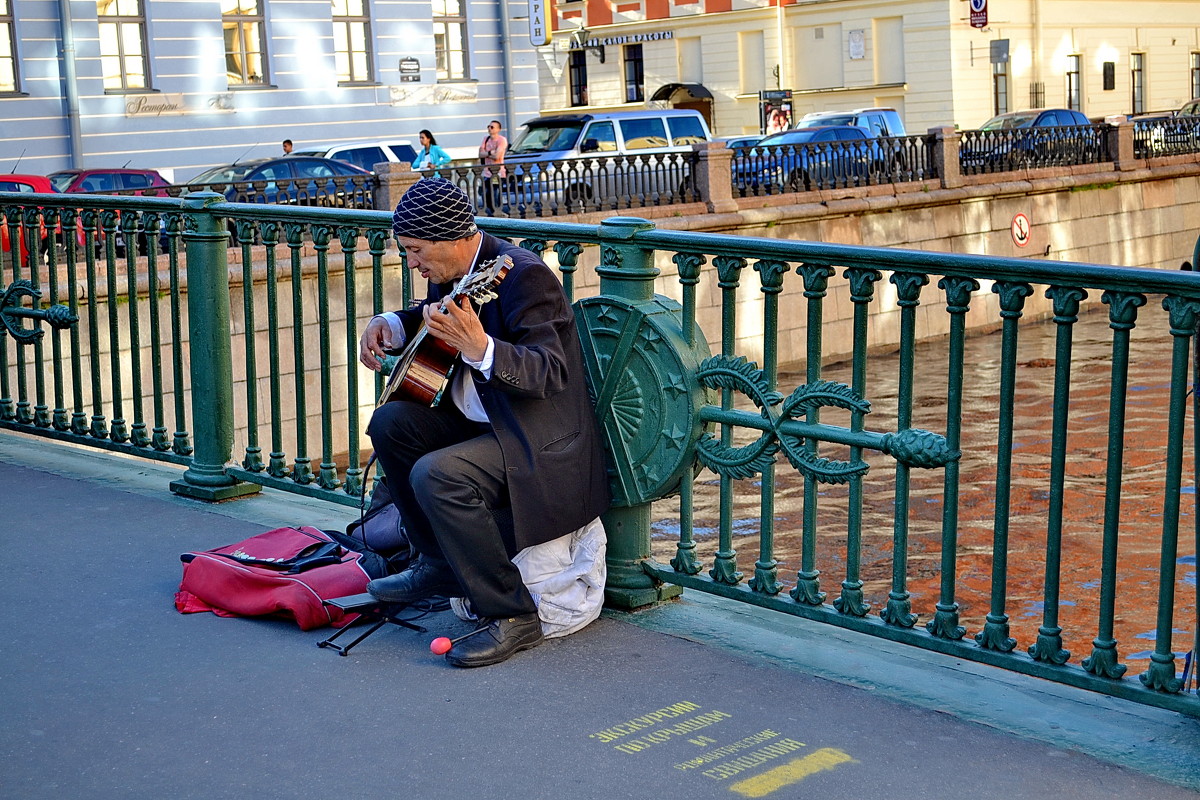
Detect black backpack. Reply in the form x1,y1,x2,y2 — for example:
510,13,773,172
327,477,413,578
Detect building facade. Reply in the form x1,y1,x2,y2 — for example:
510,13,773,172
538,0,1200,137
0,0,543,181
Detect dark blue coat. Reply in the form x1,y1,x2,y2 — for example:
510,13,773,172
396,233,611,550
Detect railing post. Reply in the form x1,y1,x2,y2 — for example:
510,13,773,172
373,161,421,212
594,217,679,608
1108,119,1136,170
694,141,738,213
578,217,712,609
169,192,260,501
931,126,962,189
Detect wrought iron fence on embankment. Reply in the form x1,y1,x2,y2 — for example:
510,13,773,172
87,116,1200,224
1,191,1197,717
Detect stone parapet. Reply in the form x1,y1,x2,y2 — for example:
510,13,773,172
930,125,962,189
1108,120,1136,170
693,141,738,214
373,161,421,212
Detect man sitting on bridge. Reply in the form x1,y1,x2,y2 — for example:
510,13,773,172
358,178,610,667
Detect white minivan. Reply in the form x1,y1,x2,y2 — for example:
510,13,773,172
505,109,711,162
291,141,418,173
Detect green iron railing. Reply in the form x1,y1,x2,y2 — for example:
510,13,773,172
1,191,1196,717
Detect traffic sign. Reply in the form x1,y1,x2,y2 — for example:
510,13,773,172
970,0,988,29
1011,213,1031,247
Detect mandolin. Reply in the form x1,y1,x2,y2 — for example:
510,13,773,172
376,254,512,407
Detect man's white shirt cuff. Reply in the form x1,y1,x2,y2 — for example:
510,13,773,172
462,336,495,378
375,312,406,349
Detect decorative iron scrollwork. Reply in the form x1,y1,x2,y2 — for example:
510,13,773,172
0,280,79,344
693,353,958,484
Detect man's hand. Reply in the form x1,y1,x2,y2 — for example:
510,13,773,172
358,316,392,371
425,296,488,362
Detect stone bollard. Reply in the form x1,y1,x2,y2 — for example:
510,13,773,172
693,141,738,213
1108,119,1135,170
930,126,962,189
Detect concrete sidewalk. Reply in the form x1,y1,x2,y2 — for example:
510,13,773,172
0,431,1196,799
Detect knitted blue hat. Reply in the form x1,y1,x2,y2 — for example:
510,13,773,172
391,178,478,241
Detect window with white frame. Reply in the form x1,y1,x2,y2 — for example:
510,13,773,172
433,0,468,81
332,0,373,83
1066,54,1081,111
1191,52,1199,100
569,50,588,107
623,44,644,103
0,0,16,93
1131,53,1145,115
223,1,267,86
97,0,149,91
993,61,1009,116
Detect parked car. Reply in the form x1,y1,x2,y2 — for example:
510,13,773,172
733,126,874,194
0,174,59,262
716,134,764,151
46,167,170,195
186,156,373,207
500,109,711,211
1133,109,1200,156
44,168,173,256
0,174,56,194
506,109,711,164
1178,98,1200,116
290,140,418,172
793,107,907,138
977,108,1092,131
960,108,1098,171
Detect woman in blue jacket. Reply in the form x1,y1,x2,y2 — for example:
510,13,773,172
412,129,452,172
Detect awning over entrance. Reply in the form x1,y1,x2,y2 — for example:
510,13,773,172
649,83,714,102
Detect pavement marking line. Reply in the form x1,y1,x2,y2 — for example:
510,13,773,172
727,747,855,798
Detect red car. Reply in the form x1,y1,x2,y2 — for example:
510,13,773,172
47,167,170,196
0,174,59,262
45,168,171,256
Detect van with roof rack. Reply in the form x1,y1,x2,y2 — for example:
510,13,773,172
498,109,711,212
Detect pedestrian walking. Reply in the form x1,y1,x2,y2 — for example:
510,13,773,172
412,129,452,175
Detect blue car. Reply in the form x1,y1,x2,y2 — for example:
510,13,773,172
959,108,1099,172
186,156,373,208
732,126,874,194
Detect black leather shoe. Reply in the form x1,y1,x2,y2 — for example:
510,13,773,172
445,613,544,668
367,557,461,603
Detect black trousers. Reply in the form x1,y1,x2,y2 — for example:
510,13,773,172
367,400,537,619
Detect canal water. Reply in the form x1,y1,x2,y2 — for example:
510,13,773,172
651,301,1198,679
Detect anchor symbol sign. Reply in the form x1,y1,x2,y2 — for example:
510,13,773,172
1011,213,1031,247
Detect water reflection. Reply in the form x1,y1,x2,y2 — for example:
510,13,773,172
652,302,1197,675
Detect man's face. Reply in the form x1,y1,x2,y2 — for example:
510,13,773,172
397,235,474,285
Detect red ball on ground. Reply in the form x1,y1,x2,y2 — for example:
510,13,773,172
430,637,452,655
